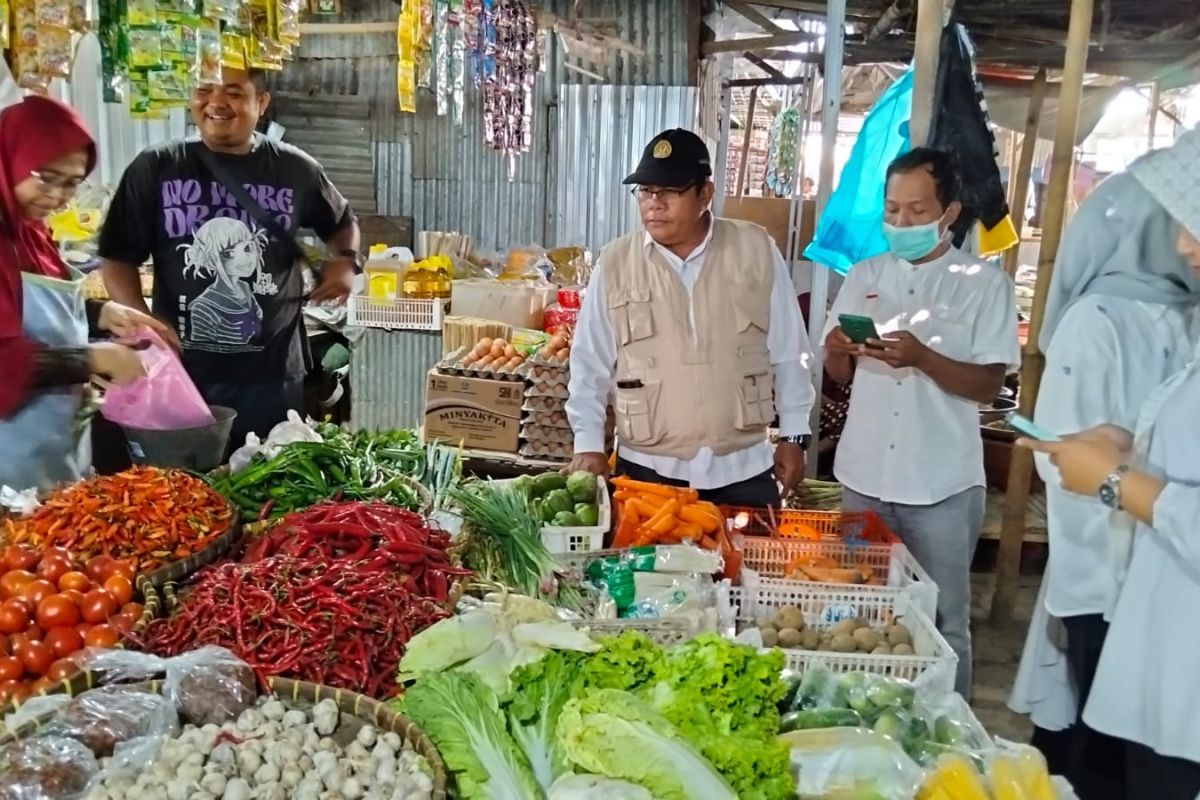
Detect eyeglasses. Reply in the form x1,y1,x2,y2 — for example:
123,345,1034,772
30,171,85,195
631,184,696,203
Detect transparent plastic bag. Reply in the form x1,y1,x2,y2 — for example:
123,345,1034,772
779,727,924,800
99,328,215,431
162,645,257,726
45,686,178,758
0,735,99,800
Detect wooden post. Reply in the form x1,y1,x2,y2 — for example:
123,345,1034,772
735,87,760,197
1147,81,1161,150
1003,67,1048,278
805,0,846,470
991,0,1094,625
713,77,735,217
909,0,946,146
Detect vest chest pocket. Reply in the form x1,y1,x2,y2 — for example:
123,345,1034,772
615,380,664,447
609,290,656,347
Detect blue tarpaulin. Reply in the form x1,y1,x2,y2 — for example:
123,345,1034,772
803,69,913,275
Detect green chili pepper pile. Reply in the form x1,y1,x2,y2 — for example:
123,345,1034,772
211,426,460,520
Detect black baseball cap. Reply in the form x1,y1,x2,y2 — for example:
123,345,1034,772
623,128,713,187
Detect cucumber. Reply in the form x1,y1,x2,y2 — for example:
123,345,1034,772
779,708,864,732
530,472,568,497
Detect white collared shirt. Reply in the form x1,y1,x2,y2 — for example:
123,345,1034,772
567,222,815,490
1084,347,1200,763
824,247,1020,505
1034,296,1196,618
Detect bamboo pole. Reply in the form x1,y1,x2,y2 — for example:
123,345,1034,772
1147,81,1161,150
909,0,946,146
1003,67,1048,279
735,87,759,197
991,0,1095,625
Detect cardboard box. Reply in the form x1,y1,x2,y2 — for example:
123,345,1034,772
424,370,525,452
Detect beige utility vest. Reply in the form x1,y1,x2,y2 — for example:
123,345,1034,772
600,217,777,460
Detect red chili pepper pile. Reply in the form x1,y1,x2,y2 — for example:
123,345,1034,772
242,501,468,603
140,502,470,697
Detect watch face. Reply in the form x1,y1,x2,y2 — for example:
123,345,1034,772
1099,484,1117,508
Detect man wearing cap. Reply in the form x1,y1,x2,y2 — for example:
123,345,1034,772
565,129,816,507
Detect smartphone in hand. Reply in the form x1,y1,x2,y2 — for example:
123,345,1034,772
1005,412,1060,442
838,314,881,346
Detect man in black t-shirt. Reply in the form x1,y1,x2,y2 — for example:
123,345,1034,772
99,67,360,446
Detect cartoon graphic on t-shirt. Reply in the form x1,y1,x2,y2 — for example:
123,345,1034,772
178,217,278,352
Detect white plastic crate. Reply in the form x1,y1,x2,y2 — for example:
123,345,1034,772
740,538,938,621
347,295,448,331
492,476,611,555
728,577,958,693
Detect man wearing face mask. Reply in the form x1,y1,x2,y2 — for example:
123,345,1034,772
823,148,1020,696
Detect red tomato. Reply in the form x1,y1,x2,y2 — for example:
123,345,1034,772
84,555,115,583
0,678,26,703
44,626,84,659
19,579,56,607
102,575,134,607
2,546,40,573
19,641,52,676
0,599,30,634
61,589,85,607
120,602,145,620
80,590,117,624
109,612,135,634
57,571,91,593
0,570,36,600
84,624,119,648
0,634,8,656
36,557,70,585
46,657,77,682
75,622,93,637
108,559,136,581
42,546,74,563
20,624,44,642
30,675,57,694
36,594,80,630
0,655,23,682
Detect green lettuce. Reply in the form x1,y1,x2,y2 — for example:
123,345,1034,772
557,689,737,800
400,672,540,800
579,631,665,693
505,650,587,792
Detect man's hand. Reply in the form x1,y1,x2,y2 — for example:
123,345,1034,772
563,451,610,477
310,256,356,304
88,343,146,384
1017,425,1132,497
774,441,807,500
97,302,181,351
824,327,861,359
864,330,930,370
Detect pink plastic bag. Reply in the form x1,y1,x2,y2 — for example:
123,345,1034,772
100,328,216,431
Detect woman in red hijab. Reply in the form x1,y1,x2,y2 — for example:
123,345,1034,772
0,95,167,489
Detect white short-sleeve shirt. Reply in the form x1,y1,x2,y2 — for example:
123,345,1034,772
824,247,1021,505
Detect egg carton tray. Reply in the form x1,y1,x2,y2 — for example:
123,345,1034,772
522,407,571,429
519,441,572,462
728,578,957,693
436,345,528,383
521,424,573,446
523,395,568,413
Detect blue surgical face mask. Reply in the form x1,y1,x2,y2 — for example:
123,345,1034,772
882,216,947,261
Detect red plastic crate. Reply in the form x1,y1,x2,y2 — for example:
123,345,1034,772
721,507,900,545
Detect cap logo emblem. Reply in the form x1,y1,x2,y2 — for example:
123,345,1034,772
653,141,672,159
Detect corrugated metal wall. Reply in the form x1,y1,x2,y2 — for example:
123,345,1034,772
555,85,697,254
350,329,444,431
266,0,693,251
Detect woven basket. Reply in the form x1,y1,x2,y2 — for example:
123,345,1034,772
0,678,449,800
0,576,161,719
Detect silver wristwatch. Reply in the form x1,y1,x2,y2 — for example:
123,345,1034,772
1098,464,1130,510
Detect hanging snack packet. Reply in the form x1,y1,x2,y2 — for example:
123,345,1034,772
220,29,247,69
14,0,37,47
197,20,221,83
128,25,163,67
126,0,157,25
35,0,68,29
147,65,190,106
0,0,10,49
36,24,72,77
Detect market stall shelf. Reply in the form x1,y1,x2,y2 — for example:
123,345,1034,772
726,506,901,544
729,579,958,693
347,294,448,332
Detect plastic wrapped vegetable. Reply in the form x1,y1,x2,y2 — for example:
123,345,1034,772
47,686,178,758
782,727,925,800
0,736,98,800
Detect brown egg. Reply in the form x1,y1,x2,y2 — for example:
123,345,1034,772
505,355,524,370
477,354,496,368
503,344,517,359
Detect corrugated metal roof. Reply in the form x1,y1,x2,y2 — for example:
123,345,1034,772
556,84,697,253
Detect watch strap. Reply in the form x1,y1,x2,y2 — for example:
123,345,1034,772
338,248,365,272
778,434,812,451
1099,464,1130,509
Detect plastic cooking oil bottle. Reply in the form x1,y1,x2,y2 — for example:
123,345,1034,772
364,244,413,301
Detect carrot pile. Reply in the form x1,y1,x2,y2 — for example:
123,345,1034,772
610,477,731,554
4,467,233,574
784,553,876,584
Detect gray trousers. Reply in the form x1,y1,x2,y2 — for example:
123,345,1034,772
841,485,986,697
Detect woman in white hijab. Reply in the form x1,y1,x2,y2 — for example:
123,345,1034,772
1010,163,1200,798
1021,126,1200,800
